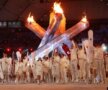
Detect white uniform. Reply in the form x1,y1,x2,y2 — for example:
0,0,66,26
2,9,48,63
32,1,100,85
0,59,4,80
51,59,56,82
60,56,69,83
7,57,13,82
53,55,60,83
35,60,43,82
1,57,9,82
42,59,51,83
105,54,108,83
30,60,36,81
105,55,108,73
70,48,78,82
15,61,23,83
94,46,105,83
16,51,21,61
84,41,94,82
78,48,87,81
23,58,31,83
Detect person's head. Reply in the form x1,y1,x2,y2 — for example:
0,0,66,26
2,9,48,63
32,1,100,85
53,50,58,56
38,57,42,61
24,55,27,59
3,53,7,58
54,48,58,55
45,56,48,60
96,44,101,48
60,54,64,58
72,40,77,48
43,55,47,60
43,56,46,60
49,57,53,60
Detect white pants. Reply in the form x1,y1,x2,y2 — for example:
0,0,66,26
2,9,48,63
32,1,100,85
0,65,4,79
70,60,78,81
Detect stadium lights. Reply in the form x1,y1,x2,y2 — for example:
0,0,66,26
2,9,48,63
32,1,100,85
102,43,107,52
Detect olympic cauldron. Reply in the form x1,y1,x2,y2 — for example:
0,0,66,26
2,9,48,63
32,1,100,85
25,2,89,60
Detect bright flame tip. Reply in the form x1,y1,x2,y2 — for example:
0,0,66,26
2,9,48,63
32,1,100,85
27,13,35,23
81,16,87,23
53,2,63,14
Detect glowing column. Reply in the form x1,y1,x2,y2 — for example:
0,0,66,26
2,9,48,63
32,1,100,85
25,13,45,39
49,11,66,37
38,2,63,48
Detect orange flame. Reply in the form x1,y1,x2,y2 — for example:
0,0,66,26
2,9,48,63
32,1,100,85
53,2,63,14
27,13,35,23
81,16,87,23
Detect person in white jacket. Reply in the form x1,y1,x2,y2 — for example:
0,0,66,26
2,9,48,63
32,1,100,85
60,54,69,83
78,46,87,82
35,58,43,84
70,40,79,82
0,59,4,81
94,45,106,83
1,53,9,83
53,50,61,83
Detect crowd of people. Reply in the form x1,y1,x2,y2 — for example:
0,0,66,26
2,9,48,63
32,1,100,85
0,40,108,84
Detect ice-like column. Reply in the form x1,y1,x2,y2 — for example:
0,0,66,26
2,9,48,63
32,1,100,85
38,13,62,48
32,17,89,60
